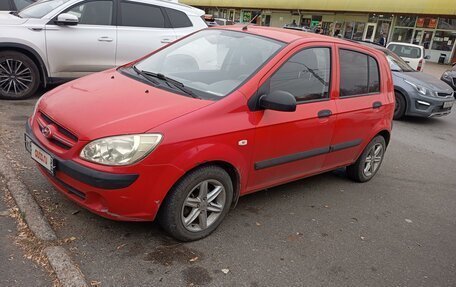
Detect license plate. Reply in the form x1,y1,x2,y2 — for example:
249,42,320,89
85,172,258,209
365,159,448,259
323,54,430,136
25,135,54,174
443,101,454,109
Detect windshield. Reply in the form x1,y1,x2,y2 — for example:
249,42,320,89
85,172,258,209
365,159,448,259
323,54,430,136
19,0,70,18
387,44,422,59
382,49,415,72
135,29,284,99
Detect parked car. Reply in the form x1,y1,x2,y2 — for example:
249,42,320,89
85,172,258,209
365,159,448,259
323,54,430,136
0,0,36,11
214,18,234,26
364,43,454,119
25,27,394,241
441,65,456,91
0,0,206,100
386,42,429,72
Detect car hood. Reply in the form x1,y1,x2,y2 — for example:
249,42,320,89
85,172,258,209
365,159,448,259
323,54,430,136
394,71,453,93
38,69,213,141
0,12,29,25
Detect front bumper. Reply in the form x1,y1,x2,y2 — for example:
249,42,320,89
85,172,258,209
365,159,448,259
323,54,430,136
25,121,183,221
406,93,455,118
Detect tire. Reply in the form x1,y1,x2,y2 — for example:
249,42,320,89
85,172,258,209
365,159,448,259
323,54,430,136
346,136,386,183
393,92,406,120
0,51,40,100
158,166,233,241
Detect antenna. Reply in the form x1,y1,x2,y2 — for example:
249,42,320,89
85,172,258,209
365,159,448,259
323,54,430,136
242,13,260,31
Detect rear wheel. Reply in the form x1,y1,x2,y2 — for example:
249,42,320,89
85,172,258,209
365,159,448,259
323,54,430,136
158,166,233,241
347,136,386,182
393,92,406,120
0,51,40,100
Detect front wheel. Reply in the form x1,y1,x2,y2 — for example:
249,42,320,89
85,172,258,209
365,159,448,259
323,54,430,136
0,51,40,100
346,136,386,182
158,166,233,241
393,92,406,120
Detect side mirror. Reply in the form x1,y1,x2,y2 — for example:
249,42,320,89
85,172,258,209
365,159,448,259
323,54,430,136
55,13,79,26
424,55,431,60
259,90,296,112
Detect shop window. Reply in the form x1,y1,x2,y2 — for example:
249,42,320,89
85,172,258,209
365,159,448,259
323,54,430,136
416,17,437,29
394,15,416,27
392,28,413,43
352,23,366,40
438,18,456,30
431,31,456,51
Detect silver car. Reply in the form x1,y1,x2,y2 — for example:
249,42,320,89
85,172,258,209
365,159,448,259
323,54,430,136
365,44,454,119
0,0,206,100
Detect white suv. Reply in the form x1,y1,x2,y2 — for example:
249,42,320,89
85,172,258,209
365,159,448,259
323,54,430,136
0,0,206,99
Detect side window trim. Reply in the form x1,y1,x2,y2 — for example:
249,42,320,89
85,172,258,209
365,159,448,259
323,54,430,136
118,0,171,28
338,46,382,99
266,45,333,105
47,0,117,26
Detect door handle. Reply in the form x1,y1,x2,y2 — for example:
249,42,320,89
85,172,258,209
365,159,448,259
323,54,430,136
161,38,172,43
372,101,382,109
318,109,332,118
98,36,113,42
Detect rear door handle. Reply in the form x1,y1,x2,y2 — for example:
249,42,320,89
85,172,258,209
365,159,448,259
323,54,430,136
318,109,332,118
98,36,113,42
161,38,172,43
372,101,382,109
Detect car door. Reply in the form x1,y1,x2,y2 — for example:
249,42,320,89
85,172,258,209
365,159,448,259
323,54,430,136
247,44,337,192
45,0,117,78
323,45,387,170
115,0,177,66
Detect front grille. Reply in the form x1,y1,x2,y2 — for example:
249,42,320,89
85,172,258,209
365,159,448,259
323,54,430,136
37,112,78,150
437,92,454,98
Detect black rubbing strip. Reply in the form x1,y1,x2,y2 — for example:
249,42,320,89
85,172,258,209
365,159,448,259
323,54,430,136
330,139,362,152
254,147,330,170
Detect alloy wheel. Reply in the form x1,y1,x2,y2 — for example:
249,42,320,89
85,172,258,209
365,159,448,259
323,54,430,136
363,143,384,177
0,58,33,97
181,179,226,232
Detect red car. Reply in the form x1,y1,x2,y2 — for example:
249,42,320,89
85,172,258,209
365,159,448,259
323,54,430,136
25,26,394,241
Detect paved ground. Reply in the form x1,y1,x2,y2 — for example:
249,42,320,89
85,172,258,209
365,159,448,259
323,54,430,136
0,190,50,287
0,63,455,286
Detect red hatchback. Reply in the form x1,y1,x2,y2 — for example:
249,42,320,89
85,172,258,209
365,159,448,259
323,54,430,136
26,26,394,241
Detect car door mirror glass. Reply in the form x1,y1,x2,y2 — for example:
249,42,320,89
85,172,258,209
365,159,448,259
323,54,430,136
55,13,79,26
259,90,296,112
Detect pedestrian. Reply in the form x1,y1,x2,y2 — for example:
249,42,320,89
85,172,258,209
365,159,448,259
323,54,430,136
379,33,386,46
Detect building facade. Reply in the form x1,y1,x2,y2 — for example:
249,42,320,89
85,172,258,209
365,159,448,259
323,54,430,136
182,0,456,64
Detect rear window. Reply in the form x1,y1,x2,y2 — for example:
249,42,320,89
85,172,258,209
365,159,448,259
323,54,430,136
0,1,11,10
387,44,421,59
339,49,380,97
165,7,192,28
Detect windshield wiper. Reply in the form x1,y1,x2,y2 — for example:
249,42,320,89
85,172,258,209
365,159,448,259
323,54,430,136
10,11,21,18
138,69,199,98
132,65,159,86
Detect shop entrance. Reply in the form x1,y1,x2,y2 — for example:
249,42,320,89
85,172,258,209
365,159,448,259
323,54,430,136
412,30,434,54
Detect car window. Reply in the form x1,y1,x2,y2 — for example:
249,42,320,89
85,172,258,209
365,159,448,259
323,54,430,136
66,0,113,25
19,0,70,18
270,47,331,102
339,49,380,97
13,0,34,10
382,49,415,72
0,0,12,10
165,7,192,28
388,44,421,59
120,1,165,28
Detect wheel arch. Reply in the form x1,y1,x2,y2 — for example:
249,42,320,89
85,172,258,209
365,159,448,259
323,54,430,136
376,130,391,147
0,43,49,87
394,86,409,113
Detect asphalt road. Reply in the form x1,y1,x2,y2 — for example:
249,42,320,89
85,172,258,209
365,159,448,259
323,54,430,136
0,63,455,286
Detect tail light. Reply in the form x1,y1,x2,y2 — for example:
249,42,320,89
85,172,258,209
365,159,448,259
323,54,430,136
417,59,423,71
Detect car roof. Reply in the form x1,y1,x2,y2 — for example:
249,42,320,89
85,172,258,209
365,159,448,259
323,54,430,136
387,42,424,49
214,25,382,54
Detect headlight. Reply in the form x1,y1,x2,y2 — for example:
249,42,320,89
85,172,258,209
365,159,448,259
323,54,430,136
404,79,428,95
80,134,163,166
442,72,450,79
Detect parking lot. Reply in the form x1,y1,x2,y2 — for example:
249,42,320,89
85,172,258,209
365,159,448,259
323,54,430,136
0,63,455,286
